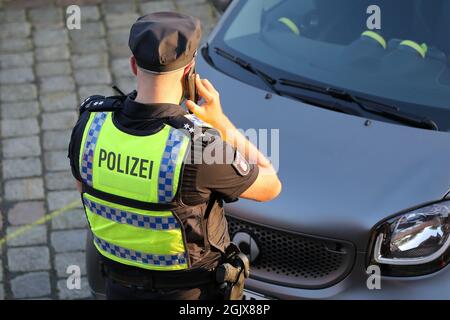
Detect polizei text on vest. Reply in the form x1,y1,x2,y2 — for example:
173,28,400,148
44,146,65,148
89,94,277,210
98,148,154,179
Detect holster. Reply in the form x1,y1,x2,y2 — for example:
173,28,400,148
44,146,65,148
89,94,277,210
215,243,250,300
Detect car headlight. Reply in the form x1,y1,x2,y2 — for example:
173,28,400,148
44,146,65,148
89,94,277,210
369,200,450,276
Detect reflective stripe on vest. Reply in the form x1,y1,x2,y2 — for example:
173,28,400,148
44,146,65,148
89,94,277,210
84,193,188,270
158,128,185,203
94,235,187,267
81,112,108,186
79,111,190,270
83,196,180,230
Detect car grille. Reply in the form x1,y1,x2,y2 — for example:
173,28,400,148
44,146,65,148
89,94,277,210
227,216,355,289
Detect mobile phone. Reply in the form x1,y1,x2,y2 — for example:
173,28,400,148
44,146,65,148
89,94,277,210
185,67,199,104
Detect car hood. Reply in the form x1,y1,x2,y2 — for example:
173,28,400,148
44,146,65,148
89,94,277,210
197,56,450,251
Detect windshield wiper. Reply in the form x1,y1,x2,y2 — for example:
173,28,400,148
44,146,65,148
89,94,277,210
214,47,281,95
213,47,360,116
279,78,439,131
212,47,438,131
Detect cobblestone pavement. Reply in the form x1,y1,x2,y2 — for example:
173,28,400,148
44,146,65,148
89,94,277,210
0,0,220,300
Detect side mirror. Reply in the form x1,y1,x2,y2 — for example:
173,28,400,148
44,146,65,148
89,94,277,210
211,0,232,13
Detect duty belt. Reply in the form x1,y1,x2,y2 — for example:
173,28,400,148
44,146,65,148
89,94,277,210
102,261,216,290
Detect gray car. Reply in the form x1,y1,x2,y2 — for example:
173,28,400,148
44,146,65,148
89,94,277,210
197,0,450,299
88,0,450,300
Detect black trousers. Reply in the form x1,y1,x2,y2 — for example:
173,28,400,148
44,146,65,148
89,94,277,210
105,277,224,300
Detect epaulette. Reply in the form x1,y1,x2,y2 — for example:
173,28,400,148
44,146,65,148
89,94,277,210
167,114,220,145
184,114,220,146
79,95,124,115
184,114,214,129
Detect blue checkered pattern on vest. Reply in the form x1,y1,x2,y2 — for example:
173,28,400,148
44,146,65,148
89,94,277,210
158,128,186,203
83,196,180,230
81,112,107,186
94,236,187,266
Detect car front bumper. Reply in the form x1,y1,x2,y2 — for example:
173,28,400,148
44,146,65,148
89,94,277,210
245,252,450,300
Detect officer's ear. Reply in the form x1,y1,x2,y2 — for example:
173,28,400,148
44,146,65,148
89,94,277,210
130,56,138,76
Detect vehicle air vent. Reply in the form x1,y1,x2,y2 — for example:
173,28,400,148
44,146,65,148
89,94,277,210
228,216,355,289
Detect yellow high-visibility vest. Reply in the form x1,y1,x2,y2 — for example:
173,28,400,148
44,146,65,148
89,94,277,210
79,111,191,271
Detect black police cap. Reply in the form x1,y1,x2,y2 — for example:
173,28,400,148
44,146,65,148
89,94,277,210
129,12,202,73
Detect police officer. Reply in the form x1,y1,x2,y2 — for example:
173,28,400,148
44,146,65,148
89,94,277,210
68,12,281,300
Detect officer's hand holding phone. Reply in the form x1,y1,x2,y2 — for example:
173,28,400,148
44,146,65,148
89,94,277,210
186,75,226,128
186,76,282,202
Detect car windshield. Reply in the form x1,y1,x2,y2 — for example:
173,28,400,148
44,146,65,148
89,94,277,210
215,0,450,130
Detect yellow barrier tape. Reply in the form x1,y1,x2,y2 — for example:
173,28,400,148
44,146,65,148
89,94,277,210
0,199,81,247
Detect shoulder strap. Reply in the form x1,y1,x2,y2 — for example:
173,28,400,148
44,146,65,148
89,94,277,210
183,114,214,129
79,91,133,115
166,115,201,139
166,114,221,144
